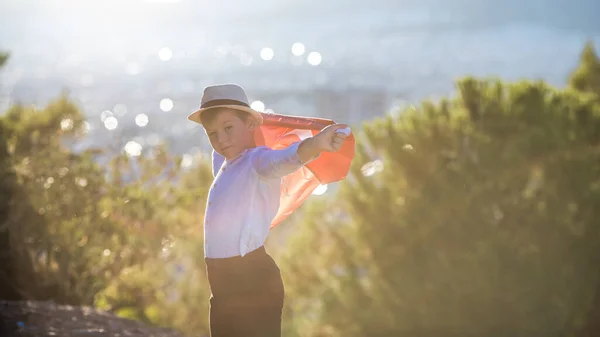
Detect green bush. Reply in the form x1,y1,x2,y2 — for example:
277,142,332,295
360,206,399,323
569,41,600,96
0,93,214,334
279,63,600,336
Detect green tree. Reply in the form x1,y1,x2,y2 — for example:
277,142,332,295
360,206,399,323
0,84,215,334
568,41,600,337
0,109,21,300
1,95,127,303
0,52,8,68
279,77,600,337
94,147,214,334
569,41,600,96
0,51,30,300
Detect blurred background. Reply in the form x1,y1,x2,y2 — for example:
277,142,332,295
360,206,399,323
2,0,599,155
1,0,600,336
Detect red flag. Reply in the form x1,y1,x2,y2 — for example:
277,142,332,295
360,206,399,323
254,112,356,227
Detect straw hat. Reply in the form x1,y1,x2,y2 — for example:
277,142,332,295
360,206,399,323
187,83,263,125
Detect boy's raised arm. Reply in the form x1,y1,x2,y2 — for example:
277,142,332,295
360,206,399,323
252,140,318,180
252,124,349,180
296,137,322,163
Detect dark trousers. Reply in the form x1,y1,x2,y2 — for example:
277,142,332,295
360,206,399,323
205,246,284,337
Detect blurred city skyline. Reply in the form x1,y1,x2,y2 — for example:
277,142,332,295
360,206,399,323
0,0,599,158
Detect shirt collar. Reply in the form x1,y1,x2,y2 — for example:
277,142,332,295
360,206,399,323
224,148,250,164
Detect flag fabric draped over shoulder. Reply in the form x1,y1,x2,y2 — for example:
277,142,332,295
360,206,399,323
254,112,355,227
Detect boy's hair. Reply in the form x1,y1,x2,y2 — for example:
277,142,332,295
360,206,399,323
200,107,250,126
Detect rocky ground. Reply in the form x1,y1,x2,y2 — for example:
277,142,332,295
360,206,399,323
0,301,188,337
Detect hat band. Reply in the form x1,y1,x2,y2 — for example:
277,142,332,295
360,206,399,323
201,99,250,109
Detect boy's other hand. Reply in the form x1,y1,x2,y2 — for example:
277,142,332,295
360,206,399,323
313,124,350,152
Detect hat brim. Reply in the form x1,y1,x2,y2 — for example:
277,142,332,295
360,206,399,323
187,105,264,125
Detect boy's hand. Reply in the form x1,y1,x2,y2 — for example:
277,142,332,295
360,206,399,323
313,124,350,152
297,124,350,163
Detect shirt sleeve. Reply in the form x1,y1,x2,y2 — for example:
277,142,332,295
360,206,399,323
212,150,225,177
252,140,319,180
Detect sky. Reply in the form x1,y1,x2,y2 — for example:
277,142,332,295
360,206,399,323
2,0,599,51
0,0,598,160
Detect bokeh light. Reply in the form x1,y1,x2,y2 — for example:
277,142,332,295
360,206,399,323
135,113,149,127
250,100,265,112
312,184,328,195
260,47,274,61
100,110,113,122
181,154,194,168
361,159,383,176
60,118,73,131
307,52,322,66
158,47,173,61
160,98,173,112
104,116,118,130
292,42,305,56
124,141,143,157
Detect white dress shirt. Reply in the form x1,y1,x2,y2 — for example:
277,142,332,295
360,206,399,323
204,141,315,258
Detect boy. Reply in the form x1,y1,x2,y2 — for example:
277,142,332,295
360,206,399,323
187,84,349,337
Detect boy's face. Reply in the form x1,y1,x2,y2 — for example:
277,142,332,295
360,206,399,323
203,109,257,160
